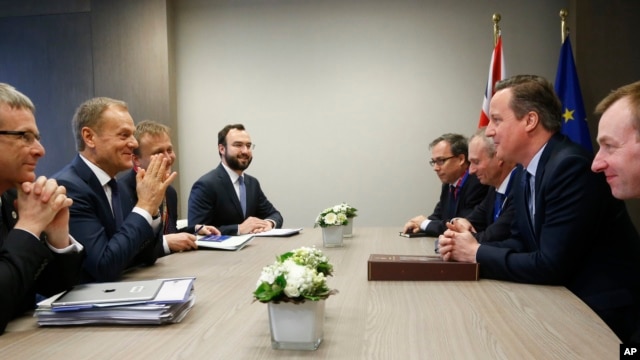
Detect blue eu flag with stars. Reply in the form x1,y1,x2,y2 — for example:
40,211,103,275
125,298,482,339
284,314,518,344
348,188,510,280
554,36,593,152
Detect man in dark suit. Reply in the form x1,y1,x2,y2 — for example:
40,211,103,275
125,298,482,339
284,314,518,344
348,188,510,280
439,75,640,343
403,133,488,237
119,120,219,255
0,83,83,334
591,80,640,344
54,97,175,283
448,127,517,243
188,124,283,235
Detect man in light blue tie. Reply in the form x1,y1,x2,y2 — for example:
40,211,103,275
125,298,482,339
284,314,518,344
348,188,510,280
188,124,283,235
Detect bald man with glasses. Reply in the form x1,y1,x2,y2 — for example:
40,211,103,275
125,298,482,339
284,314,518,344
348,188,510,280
403,133,489,237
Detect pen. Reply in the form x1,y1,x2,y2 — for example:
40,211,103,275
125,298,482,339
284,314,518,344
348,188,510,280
194,224,205,235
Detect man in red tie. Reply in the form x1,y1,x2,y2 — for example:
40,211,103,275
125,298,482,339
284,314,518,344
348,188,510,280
403,133,489,237
119,120,219,255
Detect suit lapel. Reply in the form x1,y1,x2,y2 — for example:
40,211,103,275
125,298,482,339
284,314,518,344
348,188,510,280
72,155,119,234
216,164,245,219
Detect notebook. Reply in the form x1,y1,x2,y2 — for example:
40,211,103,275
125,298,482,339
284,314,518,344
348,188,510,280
52,279,164,308
196,234,254,251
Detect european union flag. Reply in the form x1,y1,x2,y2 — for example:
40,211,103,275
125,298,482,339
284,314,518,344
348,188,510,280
554,36,593,152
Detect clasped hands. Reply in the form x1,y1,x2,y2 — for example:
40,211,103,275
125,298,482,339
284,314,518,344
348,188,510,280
437,218,480,263
239,217,274,235
15,175,73,249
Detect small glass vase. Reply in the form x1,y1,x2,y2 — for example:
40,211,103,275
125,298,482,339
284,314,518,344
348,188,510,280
343,217,354,238
268,300,325,350
322,225,344,247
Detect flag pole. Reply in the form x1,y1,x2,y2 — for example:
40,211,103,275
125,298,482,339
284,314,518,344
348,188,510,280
492,13,501,46
559,8,569,43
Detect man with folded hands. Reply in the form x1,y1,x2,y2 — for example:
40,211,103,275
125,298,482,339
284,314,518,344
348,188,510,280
403,133,488,237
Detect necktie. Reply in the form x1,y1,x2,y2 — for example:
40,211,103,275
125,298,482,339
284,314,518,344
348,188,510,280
161,197,178,234
493,191,505,222
108,178,124,229
524,171,535,229
238,176,247,217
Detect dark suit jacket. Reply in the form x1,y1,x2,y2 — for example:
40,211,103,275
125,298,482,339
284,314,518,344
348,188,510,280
0,189,83,334
188,163,283,235
465,167,518,243
54,155,163,283
424,172,488,236
476,133,640,342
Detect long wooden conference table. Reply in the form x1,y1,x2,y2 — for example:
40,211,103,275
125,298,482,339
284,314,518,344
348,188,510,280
0,227,621,359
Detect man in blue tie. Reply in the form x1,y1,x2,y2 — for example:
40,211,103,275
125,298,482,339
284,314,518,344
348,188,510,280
188,124,283,235
438,75,640,343
447,127,518,243
54,97,175,283
403,133,488,237
119,120,220,255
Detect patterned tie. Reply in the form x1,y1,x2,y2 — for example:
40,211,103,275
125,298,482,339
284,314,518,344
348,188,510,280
161,197,178,234
238,175,247,217
524,171,535,230
493,191,505,222
108,178,123,229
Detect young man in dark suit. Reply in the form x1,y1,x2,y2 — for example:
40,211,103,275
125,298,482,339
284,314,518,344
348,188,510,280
438,75,640,343
119,120,219,255
403,133,489,237
0,83,83,334
54,97,175,283
188,124,283,236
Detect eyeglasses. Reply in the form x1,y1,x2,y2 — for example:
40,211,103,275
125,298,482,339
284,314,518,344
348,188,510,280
230,142,255,150
0,130,42,144
429,155,456,167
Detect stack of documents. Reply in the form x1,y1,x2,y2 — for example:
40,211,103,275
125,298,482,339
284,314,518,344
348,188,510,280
196,234,254,250
35,277,196,326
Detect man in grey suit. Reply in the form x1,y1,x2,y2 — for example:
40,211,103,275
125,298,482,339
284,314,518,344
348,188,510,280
188,124,283,235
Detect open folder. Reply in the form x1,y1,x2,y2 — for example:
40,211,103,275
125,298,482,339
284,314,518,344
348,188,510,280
196,234,254,250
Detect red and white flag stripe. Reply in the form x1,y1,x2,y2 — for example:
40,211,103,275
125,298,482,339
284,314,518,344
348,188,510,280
478,35,505,128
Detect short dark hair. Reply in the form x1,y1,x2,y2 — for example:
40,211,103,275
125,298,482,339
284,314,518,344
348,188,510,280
218,124,246,147
133,120,171,156
429,133,468,162
494,75,562,133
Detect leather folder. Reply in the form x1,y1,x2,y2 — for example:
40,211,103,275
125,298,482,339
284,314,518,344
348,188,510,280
367,254,479,281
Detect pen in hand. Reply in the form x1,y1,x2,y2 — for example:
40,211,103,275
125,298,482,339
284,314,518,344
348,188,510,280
194,224,205,235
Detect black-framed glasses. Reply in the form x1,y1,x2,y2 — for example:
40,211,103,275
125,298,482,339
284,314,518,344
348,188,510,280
429,155,456,167
0,130,42,144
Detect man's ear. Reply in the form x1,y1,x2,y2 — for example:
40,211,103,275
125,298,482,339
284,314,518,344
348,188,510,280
81,127,95,149
524,112,540,132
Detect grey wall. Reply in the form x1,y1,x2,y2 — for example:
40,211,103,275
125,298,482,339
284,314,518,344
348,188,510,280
173,0,567,228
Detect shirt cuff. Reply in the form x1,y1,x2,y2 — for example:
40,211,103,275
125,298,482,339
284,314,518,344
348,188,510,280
47,235,84,254
162,235,171,255
133,207,162,231
420,219,430,231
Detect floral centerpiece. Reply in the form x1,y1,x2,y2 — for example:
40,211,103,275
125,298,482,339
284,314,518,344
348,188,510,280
313,205,349,228
254,246,338,350
341,202,358,219
254,246,337,303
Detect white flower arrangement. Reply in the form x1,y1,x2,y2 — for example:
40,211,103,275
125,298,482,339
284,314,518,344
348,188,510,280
314,205,348,228
253,246,337,303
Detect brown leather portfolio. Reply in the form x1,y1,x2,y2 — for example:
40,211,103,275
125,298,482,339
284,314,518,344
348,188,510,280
367,254,479,281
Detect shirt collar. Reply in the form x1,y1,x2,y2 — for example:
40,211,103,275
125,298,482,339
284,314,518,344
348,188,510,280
496,166,517,194
526,143,547,178
79,154,113,187
221,162,243,183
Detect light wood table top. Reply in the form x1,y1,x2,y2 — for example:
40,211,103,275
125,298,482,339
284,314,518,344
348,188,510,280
0,227,621,359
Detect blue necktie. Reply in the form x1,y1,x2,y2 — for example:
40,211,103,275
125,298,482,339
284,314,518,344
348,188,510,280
524,171,535,230
493,191,505,222
238,176,247,217
108,178,123,229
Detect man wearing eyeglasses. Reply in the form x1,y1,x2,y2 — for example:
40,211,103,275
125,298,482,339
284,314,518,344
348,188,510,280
0,83,83,334
403,133,488,237
188,124,283,235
